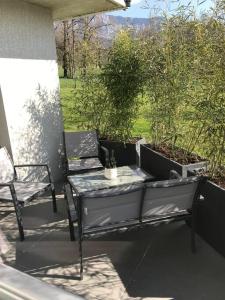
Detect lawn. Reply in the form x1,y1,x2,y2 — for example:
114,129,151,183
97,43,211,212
60,78,151,138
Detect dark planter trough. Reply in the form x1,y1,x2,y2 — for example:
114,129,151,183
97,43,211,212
99,138,145,167
140,143,225,258
140,144,208,179
197,180,225,258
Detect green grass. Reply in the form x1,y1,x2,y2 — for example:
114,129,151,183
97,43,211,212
60,78,77,131
60,77,151,138
132,118,150,138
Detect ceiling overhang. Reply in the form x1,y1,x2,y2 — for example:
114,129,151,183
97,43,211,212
23,0,126,20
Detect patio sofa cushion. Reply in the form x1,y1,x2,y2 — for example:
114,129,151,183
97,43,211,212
82,183,144,229
142,176,200,219
0,182,50,202
68,157,102,172
0,147,14,183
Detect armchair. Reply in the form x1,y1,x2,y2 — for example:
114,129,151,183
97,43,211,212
62,130,105,176
0,147,57,241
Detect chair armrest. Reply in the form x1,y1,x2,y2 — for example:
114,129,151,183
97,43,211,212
60,152,69,176
14,164,52,183
0,182,17,201
100,146,109,155
146,176,203,188
14,164,49,168
169,170,182,179
0,183,13,188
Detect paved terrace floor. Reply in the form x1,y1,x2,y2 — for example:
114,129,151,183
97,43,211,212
1,189,225,300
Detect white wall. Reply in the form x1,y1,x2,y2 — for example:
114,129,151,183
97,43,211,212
0,0,64,181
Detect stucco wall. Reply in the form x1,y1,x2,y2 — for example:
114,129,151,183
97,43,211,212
0,0,63,181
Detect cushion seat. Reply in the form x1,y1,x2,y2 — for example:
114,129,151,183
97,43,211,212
68,157,103,172
0,181,50,202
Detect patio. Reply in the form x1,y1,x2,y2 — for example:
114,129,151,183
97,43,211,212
1,187,225,300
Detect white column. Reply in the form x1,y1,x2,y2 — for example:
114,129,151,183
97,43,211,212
0,0,64,181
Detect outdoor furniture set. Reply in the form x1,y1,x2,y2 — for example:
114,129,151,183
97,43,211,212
63,131,206,279
0,130,206,280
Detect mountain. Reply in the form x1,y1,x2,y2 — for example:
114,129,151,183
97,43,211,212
106,15,151,26
97,15,163,43
104,14,162,31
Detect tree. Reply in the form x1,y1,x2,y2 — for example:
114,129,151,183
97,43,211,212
102,30,144,141
55,15,110,78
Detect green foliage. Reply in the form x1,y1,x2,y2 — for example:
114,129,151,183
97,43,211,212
102,31,143,108
101,30,144,141
63,70,110,134
60,77,150,137
60,2,225,180
142,6,225,175
66,30,144,142
143,16,197,146
183,17,225,174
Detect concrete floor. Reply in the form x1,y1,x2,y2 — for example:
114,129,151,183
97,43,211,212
1,191,225,300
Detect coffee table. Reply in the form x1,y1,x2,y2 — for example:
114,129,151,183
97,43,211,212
67,165,154,195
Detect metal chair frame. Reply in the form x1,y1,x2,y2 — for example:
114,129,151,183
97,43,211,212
62,130,106,178
0,159,57,241
65,175,206,280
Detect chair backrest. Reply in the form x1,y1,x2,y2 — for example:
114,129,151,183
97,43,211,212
0,147,15,183
63,130,99,159
142,176,201,219
81,184,144,230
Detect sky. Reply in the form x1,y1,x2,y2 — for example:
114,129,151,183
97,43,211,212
109,0,215,18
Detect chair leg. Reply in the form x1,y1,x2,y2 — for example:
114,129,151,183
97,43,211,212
13,202,24,241
9,185,25,241
78,232,83,280
18,220,25,242
68,214,75,241
50,184,57,213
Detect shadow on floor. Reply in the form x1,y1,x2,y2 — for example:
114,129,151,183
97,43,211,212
1,192,225,300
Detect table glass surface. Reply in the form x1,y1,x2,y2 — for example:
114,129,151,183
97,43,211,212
68,165,154,194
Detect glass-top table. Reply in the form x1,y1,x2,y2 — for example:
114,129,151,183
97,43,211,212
67,165,155,195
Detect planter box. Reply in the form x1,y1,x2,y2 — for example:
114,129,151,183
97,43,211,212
99,138,145,167
197,180,225,258
140,144,208,179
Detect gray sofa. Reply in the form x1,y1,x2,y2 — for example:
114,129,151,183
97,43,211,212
66,175,205,279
